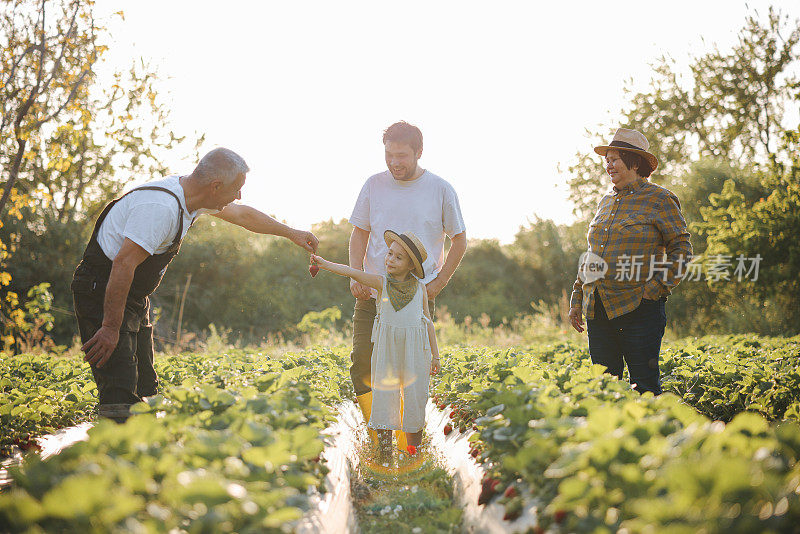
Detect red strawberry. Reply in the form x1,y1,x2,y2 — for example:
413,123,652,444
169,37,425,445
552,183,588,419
406,445,417,455
18,439,41,452
309,264,319,277
450,410,457,418
443,424,453,435
503,486,517,498
478,478,501,505
554,510,567,523
503,500,522,521
437,403,446,410
471,448,480,458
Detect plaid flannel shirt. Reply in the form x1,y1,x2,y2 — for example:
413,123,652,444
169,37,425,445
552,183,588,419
570,177,693,320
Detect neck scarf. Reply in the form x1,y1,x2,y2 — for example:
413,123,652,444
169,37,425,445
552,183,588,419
386,274,418,311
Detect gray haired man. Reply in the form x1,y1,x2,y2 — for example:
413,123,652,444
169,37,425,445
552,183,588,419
71,148,318,421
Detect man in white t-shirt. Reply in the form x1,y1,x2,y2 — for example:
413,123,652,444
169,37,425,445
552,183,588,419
71,148,319,421
348,121,467,449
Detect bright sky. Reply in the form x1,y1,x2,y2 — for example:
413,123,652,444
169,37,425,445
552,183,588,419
95,0,796,243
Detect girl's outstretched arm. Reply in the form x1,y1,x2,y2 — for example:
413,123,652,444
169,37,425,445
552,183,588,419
310,254,383,291
422,290,440,375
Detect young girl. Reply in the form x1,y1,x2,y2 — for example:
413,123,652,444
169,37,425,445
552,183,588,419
310,230,440,454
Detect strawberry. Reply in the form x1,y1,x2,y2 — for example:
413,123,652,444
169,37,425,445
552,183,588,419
437,403,447,410
478,478,501,505
18,439,41,452
309,264,319,277
406,445,417,455
450,410,457,418
503,486,517,498
502,497,523,521
554,510,567,524
471,448,480,458
443,424,453,435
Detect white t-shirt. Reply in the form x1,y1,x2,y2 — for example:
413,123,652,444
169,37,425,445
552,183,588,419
97,175,217,259
349,170,466,295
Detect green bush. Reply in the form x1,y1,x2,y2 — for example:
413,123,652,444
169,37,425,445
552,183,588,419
431,336,800,532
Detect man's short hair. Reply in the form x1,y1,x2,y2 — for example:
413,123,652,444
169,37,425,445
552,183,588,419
619,150,654,178
383,121,423,154
194,148,250,185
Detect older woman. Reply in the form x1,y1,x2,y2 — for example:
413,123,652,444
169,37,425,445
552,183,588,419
568,128,692,394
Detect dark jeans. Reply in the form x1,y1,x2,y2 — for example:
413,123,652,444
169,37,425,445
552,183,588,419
71,270,158,420
586,295,667,395
350,296,435,397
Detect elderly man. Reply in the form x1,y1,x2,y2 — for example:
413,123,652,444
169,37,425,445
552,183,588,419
71,148,318,421
349,121,467,451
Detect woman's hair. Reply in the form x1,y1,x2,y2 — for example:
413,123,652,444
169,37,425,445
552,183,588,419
383,121,423,154
619,150,654,178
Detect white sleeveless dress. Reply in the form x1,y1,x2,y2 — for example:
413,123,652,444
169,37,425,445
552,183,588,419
368,276,432,433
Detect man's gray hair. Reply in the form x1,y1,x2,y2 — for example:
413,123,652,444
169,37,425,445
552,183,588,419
194,148,250,185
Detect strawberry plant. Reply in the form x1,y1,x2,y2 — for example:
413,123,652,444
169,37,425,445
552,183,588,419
1,353,96,456
0,347,352,531
431,336,800,531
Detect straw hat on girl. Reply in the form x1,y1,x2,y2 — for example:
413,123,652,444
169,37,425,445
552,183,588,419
383,230,427,279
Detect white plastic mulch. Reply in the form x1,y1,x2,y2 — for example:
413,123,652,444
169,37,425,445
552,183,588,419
0,422,92,488
3,403,540,533
425,403,539,533
300,400,540,533
297,401,362,533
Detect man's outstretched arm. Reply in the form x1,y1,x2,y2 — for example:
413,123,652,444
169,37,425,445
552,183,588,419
212,203,318,252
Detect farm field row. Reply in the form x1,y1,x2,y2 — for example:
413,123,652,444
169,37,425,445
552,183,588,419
433,335,800,532
1,335,799,532
1,349,352,532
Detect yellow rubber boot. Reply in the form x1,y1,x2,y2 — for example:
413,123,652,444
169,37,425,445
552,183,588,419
394,394,409,452
356,392,378,445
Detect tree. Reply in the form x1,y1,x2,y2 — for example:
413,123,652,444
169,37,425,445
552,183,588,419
508,217,586,305
29,59,204,225
564,8,800,220
0,0,99,216
693,127,800,334
439,239,528,324
153,218,355,346
2,0,203,224
1,0,203,348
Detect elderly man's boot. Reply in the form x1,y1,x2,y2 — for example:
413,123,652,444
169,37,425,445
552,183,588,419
98,403,132,424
